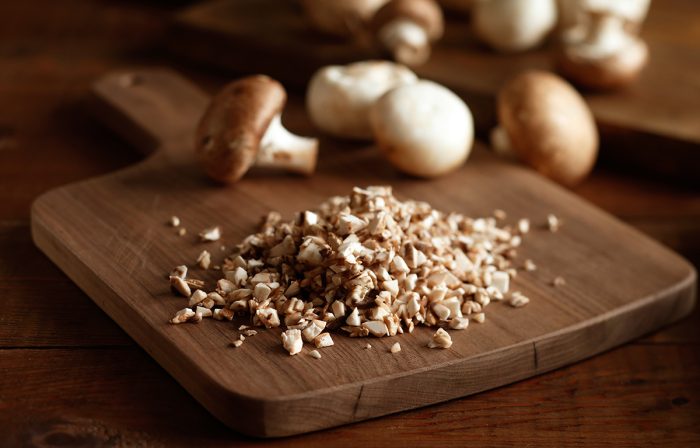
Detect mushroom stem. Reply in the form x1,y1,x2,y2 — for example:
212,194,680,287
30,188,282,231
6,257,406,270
489,125,516,159
257,114,318,176
378,19,430,65
579,12,629,58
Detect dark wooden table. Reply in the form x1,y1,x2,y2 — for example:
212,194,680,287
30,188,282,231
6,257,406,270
1,1,698,446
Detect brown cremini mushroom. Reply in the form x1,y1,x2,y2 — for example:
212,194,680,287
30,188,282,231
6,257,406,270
300,0,390,38
196,75,318,183
556,8,648,90
370,0,444,66
491,70,598,187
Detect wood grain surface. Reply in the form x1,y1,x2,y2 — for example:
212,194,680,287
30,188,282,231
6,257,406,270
2,0,700,445
170,0,700,181
29,68,695,436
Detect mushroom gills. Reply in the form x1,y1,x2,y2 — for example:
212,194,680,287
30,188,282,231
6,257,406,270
378,19,430,65
257,114,318,176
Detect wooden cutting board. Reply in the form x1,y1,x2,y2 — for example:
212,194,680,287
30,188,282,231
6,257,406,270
169,0,700,181
31,69,696,438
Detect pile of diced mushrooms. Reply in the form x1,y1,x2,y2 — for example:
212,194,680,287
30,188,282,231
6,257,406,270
169,186,555,356
170,1,647,356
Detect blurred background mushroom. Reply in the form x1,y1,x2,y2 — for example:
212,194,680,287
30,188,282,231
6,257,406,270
491,70,598,187
370,0,445,66
472,0,558,52
556,0,651,90
300,0,390,38
306,61,417,140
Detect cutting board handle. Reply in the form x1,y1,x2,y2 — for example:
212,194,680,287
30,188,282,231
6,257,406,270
90,69,210,155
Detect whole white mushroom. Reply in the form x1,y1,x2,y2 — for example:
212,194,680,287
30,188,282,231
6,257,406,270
306,61,418,140
370,80,474,178
472,0,557,53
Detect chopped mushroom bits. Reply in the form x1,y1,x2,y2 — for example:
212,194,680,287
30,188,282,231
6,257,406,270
167,187,560,355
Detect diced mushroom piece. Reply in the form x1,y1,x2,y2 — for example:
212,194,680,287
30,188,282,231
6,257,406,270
331,300,346,318
188,289,208,308
509,291,530,308
428,328,453,349
362,320,389,337
195,75,318,183
449,316,470,330
346,307,362,326
302,319,327,342
196,250,211,269
169,308,195,324
169,265,187,279
195,306,212,319
255,307,281,328
337,213,368,235
390,342,402,353
309,349,322,359
492,270,510,294
281,329,303,356
314,332,335,348
199,226,221,242
170,276,191,297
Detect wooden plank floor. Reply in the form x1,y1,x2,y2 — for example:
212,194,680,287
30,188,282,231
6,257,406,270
1,1,698,445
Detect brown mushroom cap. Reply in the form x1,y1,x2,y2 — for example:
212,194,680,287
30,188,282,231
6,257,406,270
371,0,444,41
195,75,286,183
556,37,648,90
497,70,598,187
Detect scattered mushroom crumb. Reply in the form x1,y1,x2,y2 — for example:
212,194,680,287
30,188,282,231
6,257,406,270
169,308,195,324
523,259,537,272
547,214,561,232
509,291,530,308
309,349,322,359
232,340,243,348
428,328,453,349
199,226,221,242
390,342,401,354
472,313,486,323
169,265,187,279
169,216,180,227
493,209,506,220
197,250,211,269
364,343,372,350
518,218,530,234
166,186,551,354
552,276,566,287
282,329,303,356
177,228,187,237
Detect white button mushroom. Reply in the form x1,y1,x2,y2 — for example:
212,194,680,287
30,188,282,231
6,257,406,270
491,70,598,187
370,0,445,66
306,61,418,140
556,5,649,90
472,0,557,53
300,0,390,38
558,0,651,42
370,80,474,178
195,76,318,183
